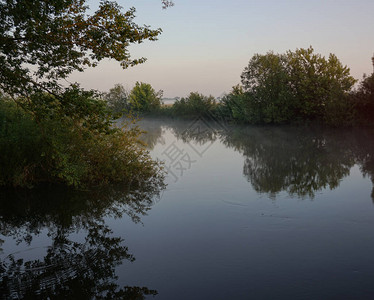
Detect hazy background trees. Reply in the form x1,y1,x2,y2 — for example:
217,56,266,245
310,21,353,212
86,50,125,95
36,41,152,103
104,83,130,114
129,82,163,113
0,1,168,188
172,92,217,118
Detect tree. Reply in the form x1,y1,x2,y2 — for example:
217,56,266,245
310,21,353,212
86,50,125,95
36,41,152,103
240,52,294,123
172,92,216,117
239,47,356,124
353,55,374,124
286,47,356,121
219,85,248,122
129,82,163,112
104,83,129,114
0,1,170,187
0,0,169,97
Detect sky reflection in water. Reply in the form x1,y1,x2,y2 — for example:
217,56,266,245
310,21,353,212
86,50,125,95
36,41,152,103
2,118,374,299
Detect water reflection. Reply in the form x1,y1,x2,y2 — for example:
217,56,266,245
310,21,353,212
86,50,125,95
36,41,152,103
3,119,374,298
139,118,374,200
135,118,166,150
0,179,164,299
222,127,356,198
350,129,374,201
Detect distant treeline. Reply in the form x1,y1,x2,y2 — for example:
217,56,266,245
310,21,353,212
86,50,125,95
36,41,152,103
108,47,374,127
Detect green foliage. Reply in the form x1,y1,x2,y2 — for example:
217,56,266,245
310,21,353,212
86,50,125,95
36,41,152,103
286,47,356,121
142,92,218,119
0,99,45,186
229,47,357,125
0,1,168,188
240,52,295,123
129,82,163,113
352,61,374,125
172,92,217,118
0,0,163,96
0,92,164,188
104,83,129,114
220,85,285,124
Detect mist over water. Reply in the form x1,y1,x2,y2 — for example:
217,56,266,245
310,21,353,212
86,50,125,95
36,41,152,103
2,118,374,299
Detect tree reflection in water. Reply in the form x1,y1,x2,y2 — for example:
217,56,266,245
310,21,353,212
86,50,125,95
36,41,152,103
0,178,165,299
139,118,374,200
221,126,358,198
2,119,374,298
351,129,374,202
224,126,374,200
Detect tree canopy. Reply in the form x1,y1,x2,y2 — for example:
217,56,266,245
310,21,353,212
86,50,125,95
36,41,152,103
129,82,163,112
353,57,374,124
0,0,169,96
0,1,170,188
239,47,356,124
104,83,129,114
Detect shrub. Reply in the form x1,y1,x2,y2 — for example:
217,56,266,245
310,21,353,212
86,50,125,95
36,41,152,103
0,99,45,186
172,92,216,118
104,84,130,115
0,90,164,188
129,82,163,113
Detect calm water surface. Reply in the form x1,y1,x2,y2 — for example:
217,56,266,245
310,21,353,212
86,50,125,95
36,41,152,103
1,118,374,299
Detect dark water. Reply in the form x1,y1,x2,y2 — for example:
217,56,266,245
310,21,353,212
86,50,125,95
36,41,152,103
1,118,374,299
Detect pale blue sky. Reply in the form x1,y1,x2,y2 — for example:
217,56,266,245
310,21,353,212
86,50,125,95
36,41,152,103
69,0,374,97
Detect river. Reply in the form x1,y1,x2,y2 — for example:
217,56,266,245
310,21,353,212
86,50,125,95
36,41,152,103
1,117,374,299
